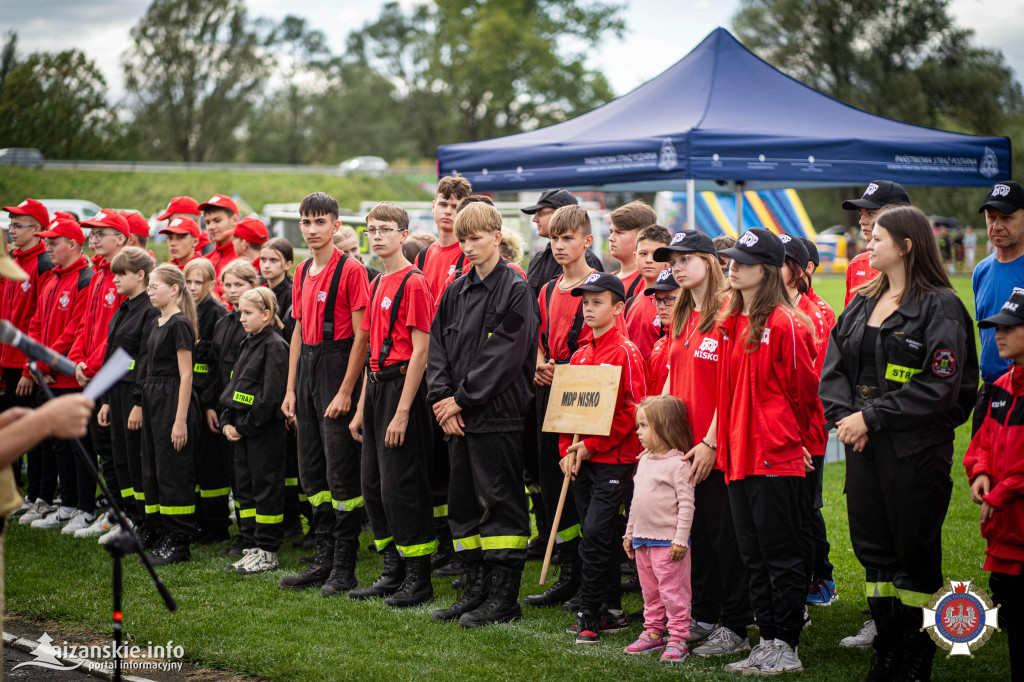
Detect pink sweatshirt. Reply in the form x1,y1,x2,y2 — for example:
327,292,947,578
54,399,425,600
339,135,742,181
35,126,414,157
624,448,695,547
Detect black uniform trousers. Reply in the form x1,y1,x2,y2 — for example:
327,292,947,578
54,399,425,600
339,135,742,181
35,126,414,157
296,340,362,548
535,383,581,554
573,461,633,614
283,425,311,530
691,469,753,634
43,386,79,508
361,374,435,557
429,420,451,542
232,420,287,551
140,376,198,537
76,407,115,514
846,433,952,607
800,454,833,586
447,431,530,569
989,571,1023,681
194,426,231,535
107,382,143,519
729,474,806,648
2,367,39,495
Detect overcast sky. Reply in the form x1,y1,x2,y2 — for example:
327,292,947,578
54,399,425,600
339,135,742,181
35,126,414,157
2,0,1023,104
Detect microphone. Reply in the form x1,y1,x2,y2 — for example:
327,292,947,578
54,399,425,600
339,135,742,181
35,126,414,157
0,320,78,376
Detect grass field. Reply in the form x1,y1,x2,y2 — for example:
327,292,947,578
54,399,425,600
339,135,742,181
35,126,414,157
5,275,1010,681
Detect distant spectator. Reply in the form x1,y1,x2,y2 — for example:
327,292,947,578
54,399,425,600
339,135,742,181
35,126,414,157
963,226,978,272
712,235,736,274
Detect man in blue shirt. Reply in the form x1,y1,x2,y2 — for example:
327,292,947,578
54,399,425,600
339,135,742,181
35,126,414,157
972,181,1024,433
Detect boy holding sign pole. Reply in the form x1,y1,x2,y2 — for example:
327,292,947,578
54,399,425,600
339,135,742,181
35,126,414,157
425,203,539,627
561,272,648,644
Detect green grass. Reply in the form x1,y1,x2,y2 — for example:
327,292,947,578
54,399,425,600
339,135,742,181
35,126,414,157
6,274,1009,680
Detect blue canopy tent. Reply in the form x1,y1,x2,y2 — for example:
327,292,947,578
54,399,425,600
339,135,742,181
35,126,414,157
437,27,1011,232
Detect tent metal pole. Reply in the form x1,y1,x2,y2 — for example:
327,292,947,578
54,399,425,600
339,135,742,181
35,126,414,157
735,182,744,234
687,178,696,232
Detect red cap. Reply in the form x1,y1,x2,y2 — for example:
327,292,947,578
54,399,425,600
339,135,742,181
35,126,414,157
37,215,86,244
3,198,50,228
120,211,151,239
198,194,238,216
81,209,130,236
159,217,201,238
156,196,200,221
55,211,78,222
229,216,269,245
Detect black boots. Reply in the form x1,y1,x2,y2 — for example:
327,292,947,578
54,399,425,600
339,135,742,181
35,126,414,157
523,553,580,607
150,533,191,566
349,545,405,600
862,598,935,682
278,539,333,590
897,604,935,682
385,556,433,608
431,563,491,621
321,541,359,597
459,566,523,628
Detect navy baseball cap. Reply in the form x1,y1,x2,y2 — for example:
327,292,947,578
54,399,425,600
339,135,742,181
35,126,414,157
653,229,717,262
798,237,820,268
719,228,785,267
779,233,810,267
522,189,578,214
644,268,680,296
571,272,627,300
978,181,1024,215
978,288,1024,328
842,181,911,210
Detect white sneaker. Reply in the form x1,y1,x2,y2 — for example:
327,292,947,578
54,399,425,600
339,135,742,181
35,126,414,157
693,626,751,657
237,549,279,575
31,506,76,529
98,518,133,545
749,639,802,675
839,619,876,649
803,605,811,629
61,510,97,535
226,548,258,572
75,511,112,537
723,639,775,674
19,500,54,525
11,498,34,517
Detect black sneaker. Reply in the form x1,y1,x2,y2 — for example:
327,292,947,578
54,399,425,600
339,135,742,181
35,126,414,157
565,608,629,634
574,610,600,644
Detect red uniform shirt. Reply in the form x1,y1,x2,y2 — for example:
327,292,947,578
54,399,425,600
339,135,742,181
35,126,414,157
538,275,595,362
667,310,721,466
647,334,669,396
69,257,126,377
419,241,465,304
361,266,434,371
292,249,369,345
844,251,878,306
805,286,837,376
716,307,820,482
624,288,662,358
208,240,236,277
26,255,92,389
558,325,647,464
0,241,54,369
618,270,643,298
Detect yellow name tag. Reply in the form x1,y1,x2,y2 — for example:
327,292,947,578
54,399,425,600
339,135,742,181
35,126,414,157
884,363,921,383
233,391,254,405
194,363,209,373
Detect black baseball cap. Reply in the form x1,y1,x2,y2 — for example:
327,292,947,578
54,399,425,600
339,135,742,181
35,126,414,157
978,288,1024,328
719,228,785,267
571,272,627,300
779,233,810,267
644,268,680,296
653,229,717,262
522,189,578,214
798,236,820,268
842,181,911,210
978,181,1024,215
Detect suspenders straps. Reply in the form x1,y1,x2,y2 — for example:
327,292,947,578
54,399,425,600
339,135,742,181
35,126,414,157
299,252,349,342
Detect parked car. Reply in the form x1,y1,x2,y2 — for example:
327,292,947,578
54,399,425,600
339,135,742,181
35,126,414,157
38,199,102,222
338,156,389,176
0,148,45,169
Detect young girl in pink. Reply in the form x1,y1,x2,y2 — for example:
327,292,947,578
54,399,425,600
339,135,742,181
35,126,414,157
623,394,696,663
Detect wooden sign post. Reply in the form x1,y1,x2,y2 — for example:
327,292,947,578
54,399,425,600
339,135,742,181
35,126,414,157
539,364,621,585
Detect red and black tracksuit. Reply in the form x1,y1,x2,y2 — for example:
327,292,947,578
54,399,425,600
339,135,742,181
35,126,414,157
102,292,159,520
716,306,821,650
360,266,436,558
193,295,230,538
559,325,647,615
426,260,538,570
70,256,126,515
666,310,752,637
965,364,1024,678
0,241,54,500
25,255,92,508
219,327,290,552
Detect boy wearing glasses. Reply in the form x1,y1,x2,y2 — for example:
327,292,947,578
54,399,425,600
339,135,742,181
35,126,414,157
348,202,436,608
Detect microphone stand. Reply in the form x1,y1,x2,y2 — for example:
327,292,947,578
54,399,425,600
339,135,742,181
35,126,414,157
27,361,176,682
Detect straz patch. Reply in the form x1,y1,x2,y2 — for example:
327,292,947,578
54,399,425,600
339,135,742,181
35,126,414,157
932,350,957,377
885,364,921,383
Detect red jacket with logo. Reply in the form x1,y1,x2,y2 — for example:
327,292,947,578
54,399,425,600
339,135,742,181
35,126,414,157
69,256,127,377
559,326,647,465
964,364,1024,572
25,255,93,389
0,241,55,369
844,252,878,306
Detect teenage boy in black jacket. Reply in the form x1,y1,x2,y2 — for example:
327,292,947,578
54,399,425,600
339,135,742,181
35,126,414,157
426,202,539,628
